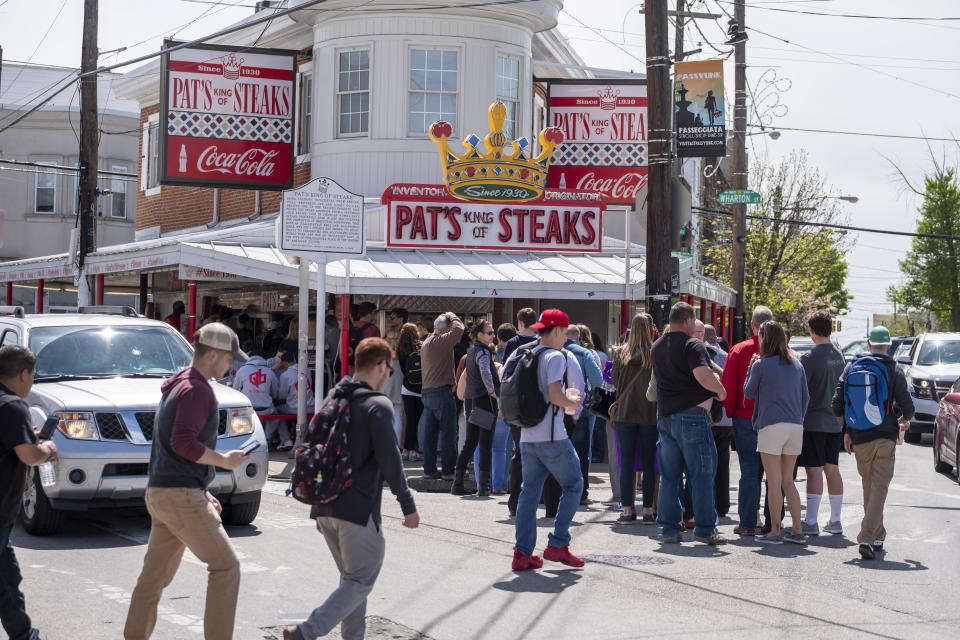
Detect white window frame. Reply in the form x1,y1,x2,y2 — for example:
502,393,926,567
33,161,58,215
110,165,128,219
296,61,314,156
407,46,460,137
335,48,370,139
143,113,161,196
495,54,521,141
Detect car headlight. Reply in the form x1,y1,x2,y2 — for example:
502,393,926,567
227,407,255,436
55,411,99,440
909,378,931,398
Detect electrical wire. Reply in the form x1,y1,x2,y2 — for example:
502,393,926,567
730,3,960,24
747,123,957,143
0,0,69,101
562,8,646,65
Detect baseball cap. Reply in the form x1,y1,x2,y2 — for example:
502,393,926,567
195,322,249,362
868,325,892,346
529,309,570,330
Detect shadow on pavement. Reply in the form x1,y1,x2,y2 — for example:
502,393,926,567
492,568,583,593
652,542,731,558
843,556,929,571
749,544,817,558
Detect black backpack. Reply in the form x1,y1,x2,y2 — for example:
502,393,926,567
348,322,372,367
403,352,423,393
287,386,371,505
501,345,565,428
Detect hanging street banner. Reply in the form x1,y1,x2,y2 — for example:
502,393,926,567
674,59,726,158
718,189,761,204
159,40,298,190
545,80,648,205
382,183,604,252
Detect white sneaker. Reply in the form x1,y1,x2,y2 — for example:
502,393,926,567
279,440,293,451
823,520,843,535
409,451,422,461
402,451,410,461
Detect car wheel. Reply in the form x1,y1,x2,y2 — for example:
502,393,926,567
903,426,922,444
934,427,952,473
20,469,66,536
221,492,261,526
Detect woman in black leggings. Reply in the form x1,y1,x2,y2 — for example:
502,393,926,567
452,321,500,496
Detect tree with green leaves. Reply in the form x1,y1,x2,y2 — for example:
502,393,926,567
887,165,960,331
701,150,851,333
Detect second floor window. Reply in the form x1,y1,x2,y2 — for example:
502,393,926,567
111,166,127,218
409,49,457,134
338,50,369,136
299,73,313,153
496,55,520,140
35,164,56,214
147,122,160,189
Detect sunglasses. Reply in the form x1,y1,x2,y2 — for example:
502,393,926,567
484,330,495,335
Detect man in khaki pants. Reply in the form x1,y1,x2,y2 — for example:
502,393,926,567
831,326,914,560
125,323,250,639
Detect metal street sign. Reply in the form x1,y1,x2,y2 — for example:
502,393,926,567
718,189,761,204
279,177,365,259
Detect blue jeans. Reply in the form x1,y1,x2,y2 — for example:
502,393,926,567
732,416,761,530
475,418,511,491
656,409,719,538
419,387,457,475
616,422,658,510
570,412,596,500
0,526,33,640
514,439,584,556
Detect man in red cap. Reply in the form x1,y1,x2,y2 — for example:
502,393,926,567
502,309,586,570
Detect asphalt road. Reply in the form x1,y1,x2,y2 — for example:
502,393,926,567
12,436,960,640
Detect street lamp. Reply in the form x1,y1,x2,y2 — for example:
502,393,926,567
745,129,780,139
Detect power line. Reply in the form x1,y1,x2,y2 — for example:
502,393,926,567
732,3,960,24
0,158,135,177
0,0,70,101
693,205,960,241
747,123,957,142
562,9,645,65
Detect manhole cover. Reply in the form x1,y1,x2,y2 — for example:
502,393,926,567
581,554,674,567
262,616,437,639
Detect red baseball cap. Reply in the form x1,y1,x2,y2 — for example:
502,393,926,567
529,309,569,330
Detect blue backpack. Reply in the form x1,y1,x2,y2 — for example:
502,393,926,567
843,356,894,430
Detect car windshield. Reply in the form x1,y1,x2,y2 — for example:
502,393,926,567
915,340,960,366
843,341,866,355
30,325,193,378
789,341,815,355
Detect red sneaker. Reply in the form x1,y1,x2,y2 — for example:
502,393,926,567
543,545,585,568
512,550,543,571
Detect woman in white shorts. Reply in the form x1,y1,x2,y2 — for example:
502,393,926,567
744,321,810,544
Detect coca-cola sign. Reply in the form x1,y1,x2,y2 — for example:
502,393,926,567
159,40,297,190
546,80,648,204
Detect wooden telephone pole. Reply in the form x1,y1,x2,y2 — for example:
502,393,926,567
730,0,748,342
644,0,673,329
77,0,99,305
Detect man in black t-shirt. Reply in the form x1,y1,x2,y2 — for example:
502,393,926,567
650,303,728,545
0,346,57,640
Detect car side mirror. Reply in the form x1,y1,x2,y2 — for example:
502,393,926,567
897,357,912,365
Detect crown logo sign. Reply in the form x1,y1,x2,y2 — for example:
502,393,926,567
597,86,620,111
221,54,244,80
429,101,565,203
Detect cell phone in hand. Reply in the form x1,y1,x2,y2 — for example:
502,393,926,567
240,438,262,454
39,415,60,440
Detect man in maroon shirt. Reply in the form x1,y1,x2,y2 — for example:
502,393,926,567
721,305,772,536
125,324,250,640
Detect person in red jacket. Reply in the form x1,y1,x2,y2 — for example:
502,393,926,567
721,305,772,536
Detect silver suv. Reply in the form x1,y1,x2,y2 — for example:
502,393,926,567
899,332,960,443
0,307,268,535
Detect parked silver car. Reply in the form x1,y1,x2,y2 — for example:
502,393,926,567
0,307,268,535
899,332,960,443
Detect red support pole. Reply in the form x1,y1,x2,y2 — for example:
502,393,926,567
699,298,707,322
187,281,197,342
36,280,44,314
5,282,11,306
620,300,631,338
710,302,717,327
340,294,351,378
96,275,104,305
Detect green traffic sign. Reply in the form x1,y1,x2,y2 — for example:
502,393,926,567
718,189,762,205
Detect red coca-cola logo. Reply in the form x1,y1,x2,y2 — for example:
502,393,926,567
197,145,279,178
575,171,647,200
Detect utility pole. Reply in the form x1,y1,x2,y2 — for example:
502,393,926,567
644,0,673,329
77,0,99,306
730,0,748,342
